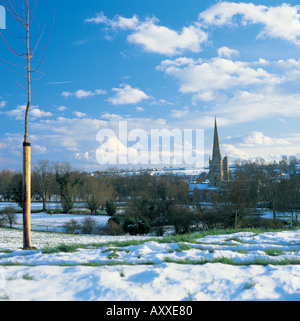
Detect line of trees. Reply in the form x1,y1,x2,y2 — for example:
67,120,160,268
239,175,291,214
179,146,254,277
0,160,116,214
0,156,300,235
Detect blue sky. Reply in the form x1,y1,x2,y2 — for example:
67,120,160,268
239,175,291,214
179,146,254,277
1,0,300,171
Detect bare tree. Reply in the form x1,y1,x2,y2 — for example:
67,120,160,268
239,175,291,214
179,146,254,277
0,0,53,248
32,160,55,212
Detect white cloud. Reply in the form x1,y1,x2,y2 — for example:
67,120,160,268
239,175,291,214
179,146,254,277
57,106,67,112
75,151,91,161
157,56,282,101
62,89,107,99
73,111,87,118
127,21,207,56
33,145,47,154
2,105,53,120
217,46,239,59
107,84,150,105
222,133,298,162
0,142,7,149
222,144,250,160
199,2,300,45
150,99,174,106
85,12,140,30
170,107,189,119
30,117,107,153
30,108,53,119
241,131,290,147
217,90,300,125
86,12,208,56
0,101,7,108
136,107,145,112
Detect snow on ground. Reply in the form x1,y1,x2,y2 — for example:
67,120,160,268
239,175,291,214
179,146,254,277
4,211,111,233
0,228,300,301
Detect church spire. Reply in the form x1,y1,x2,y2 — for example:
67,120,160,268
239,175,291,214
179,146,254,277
212,116,221,161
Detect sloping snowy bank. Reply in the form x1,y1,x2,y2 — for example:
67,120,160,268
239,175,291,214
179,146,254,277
0,228,299,301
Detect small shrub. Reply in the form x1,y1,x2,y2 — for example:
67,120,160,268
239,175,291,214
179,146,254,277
170,206,198,234
242,217,285,229
105,200,116,216
1,207,17,228
123,216,151,235
105,218,124,235
63,219,80,234
81,217,97,234
123,217,138,235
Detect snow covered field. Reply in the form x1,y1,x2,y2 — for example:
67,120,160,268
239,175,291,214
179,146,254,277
0,228,300,301
0,202,110,232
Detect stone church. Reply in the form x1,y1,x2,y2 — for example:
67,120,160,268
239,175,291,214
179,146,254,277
209,117,230,188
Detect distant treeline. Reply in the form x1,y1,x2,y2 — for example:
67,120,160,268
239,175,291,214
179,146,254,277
0,156,300,235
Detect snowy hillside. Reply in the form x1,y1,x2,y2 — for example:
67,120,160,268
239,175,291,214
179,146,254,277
0,228,300,301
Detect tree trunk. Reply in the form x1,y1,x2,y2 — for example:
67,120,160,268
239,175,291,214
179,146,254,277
23,141,31,249
22,2,32,250
42,198,47,212
272,197,277,220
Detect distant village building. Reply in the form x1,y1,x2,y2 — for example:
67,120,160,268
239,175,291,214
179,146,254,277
209,117,230,188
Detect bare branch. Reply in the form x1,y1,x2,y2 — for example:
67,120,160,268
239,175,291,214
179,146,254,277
31,23,45,56
31,8,55,73
8,0,24,24
0,30,26,57
15,79,29,92
29,0,37,26
0,56,27,68
0,0,26,27
0,60,27,77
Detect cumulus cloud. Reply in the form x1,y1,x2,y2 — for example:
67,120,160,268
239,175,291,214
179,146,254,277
217,46,239,59
0,142,7,149
107,84,150,105
217,90,300,125
2,105,53,120
73,111,87,118
33,145,47,154
30,117,107,153
199,2,300,45
62,89,107,99
222,144,250,160
57,106,67,112
85,12,208,56
0,101,7,108
241,131,290,147
157,56,282,102
170,107,189,119
136,107,145,112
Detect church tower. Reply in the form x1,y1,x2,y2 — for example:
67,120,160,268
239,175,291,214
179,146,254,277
209,117,223,187
209,117,229,187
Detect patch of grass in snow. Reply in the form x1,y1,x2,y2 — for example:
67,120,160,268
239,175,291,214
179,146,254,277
164,257,206,265
108,250,120,260
0,250,13,254
82,261,155,267
264,248,284,256
253,258,300,265
0,294,9,300
0,262,30,266
164,256,300,266
237,249,248,254
245,281,256,290
22,273,34,281
176,243,193,252
227,237,245,243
